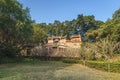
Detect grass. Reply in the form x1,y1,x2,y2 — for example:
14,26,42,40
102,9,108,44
82,61,120,73
63,59,120,73
0,60,120,80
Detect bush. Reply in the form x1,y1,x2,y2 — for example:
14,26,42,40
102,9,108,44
84,61,120,73
63,59,120,73
62,59,80,63
79,39,120,61
0,44,17,58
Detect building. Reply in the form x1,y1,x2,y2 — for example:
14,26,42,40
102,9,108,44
47,35,82,48
47,37,53,45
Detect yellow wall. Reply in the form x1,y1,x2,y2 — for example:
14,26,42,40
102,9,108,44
47,36,81,48
48,39,53,44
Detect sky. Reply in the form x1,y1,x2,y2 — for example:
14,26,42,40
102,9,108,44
19,0,120,24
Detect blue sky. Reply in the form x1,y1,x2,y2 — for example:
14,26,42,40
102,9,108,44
19,0,120,24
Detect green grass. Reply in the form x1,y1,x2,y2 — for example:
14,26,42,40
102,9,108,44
0,61,120,80
83,61,120,73
63,59,120,73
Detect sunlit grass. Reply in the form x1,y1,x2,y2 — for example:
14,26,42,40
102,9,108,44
0,61,120,80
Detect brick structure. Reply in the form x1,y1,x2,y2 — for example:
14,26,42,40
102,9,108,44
47,35,82,48
31,35,82,58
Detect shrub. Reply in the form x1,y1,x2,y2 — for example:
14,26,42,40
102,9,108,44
62,59,80,63
81,60,120,73
63,59,120,73
79,39,120,61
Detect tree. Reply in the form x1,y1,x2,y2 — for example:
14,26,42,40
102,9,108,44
32,24,47,46
112,8,120,19
99,19,120,42
0,0,34,57
86,8,120,42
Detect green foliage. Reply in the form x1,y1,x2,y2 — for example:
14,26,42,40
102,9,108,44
0,0,119,62
62,59,80,63
81,61,120,73
63,59,120,73
79,39,120,61
42,14,103,40
112,8,120,19
86,8,120,42
1,61,120,80
0,0,47,58
98,19,120,42
32,24,47,46
0,0,33,57
0,57,24,64
86,30,99,42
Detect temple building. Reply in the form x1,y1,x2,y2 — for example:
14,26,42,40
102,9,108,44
47,35,82,48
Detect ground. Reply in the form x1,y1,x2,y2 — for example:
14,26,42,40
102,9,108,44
0,61,120,80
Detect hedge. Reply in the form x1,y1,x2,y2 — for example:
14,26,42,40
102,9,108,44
62,59,120,73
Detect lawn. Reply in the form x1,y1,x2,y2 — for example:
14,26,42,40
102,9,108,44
0,61,120,80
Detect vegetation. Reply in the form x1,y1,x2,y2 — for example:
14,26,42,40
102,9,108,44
63,59,120,73
79,39,120,61
0,1,120,79
0,0,119,58
86,8,120,42
0,61,120,80
0,0,47,58
37,15,104,41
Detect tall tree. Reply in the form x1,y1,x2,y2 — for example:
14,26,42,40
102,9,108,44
86,8,120,42
112,8,120,19
0,0,33,57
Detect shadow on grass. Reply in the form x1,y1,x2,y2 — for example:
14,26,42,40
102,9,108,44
0,60,72,80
